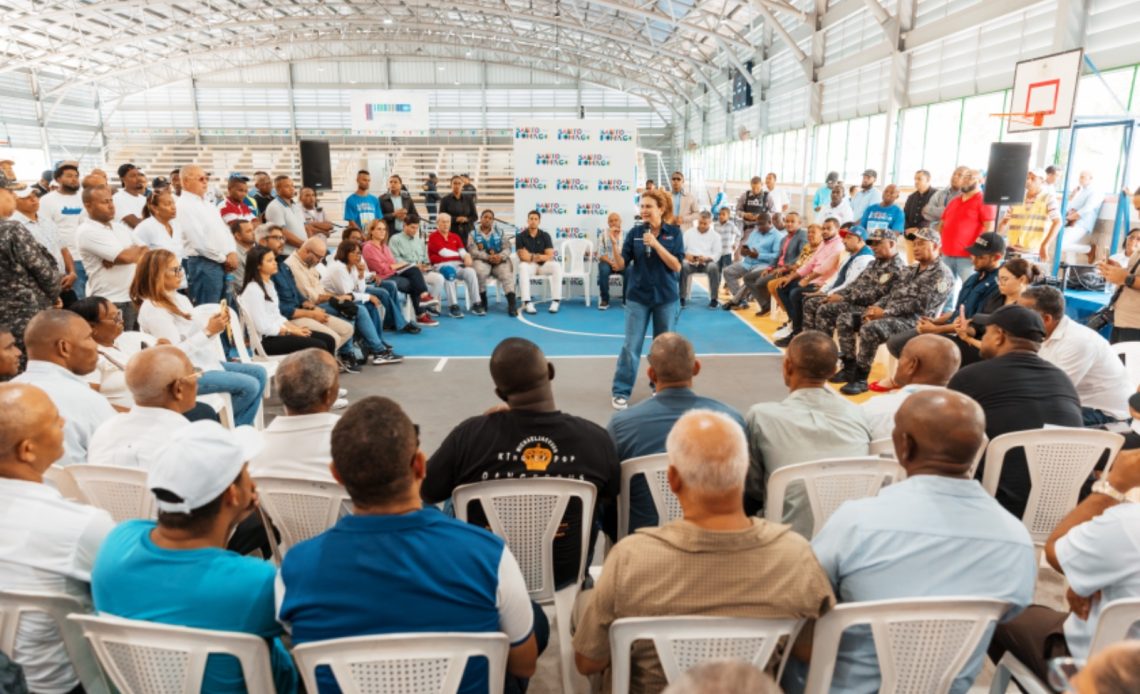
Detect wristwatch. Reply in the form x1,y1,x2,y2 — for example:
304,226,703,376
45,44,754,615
1091,479,1128,502
1126,274,1137,289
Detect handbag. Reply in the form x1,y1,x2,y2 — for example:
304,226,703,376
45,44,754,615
328,297,359,320
1086,255,1140,330
1060,263,1106,292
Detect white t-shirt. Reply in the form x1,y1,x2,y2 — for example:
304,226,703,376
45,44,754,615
265,197,306,252
682,227,723,261
38,190,86,252
250,412,340,479
112,190,146,224
861,384,947,440
87,406,190,470
1039,316,1131,419
0,479,114,694
767,187,789,213
75,219,138,302
1056,503,1140,659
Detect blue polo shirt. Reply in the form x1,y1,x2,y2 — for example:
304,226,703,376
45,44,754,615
608,387,746,531
860,203,905,233
741,229,783,270
621,222,685,306
278,508,534,694
91,520,298,694
957,266,1000,318
343,193,380,229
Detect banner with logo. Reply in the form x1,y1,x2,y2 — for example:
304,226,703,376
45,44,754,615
349,92,430,136
513,120,638,248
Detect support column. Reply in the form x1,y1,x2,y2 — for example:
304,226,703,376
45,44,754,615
189,77,202,147
286,63,298,146
28,71,53,165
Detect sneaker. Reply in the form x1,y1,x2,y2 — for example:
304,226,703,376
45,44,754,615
426,304,441,316
720,301,736,311
548,301,560,314
402,322,422,334
508,304,518,317
338,358,361,374
420,292,436,303
840,378,869,396
449,304,463,319
338,388,348,398
611,396,629,411
773,333,796,348
773,324,793,340
372,350,404,365
599,300,609,311
417,312,440,327
332,397,349,410
524,302,537,315
472,303,487,316
708,299,718,309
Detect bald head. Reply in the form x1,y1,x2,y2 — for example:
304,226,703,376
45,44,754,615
0,383,63,475
896,334,960,387
23,310,94,369
301,236,327,256
125,346,194,406
893,390,985,474
648,333,697,386
490,338,551,397
666,410,748,495
786,331,839,383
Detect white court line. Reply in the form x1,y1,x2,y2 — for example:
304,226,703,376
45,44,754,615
433,358,448,372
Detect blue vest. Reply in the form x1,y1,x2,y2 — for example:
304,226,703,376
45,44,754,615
834,246,873,287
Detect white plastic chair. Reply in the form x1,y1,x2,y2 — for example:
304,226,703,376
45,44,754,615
114,331,157,354
1111,341,1140,390
452,478,596,694
69,614,275,694
559,238,594,306
609,616,801,694
0,590,111,694
764,457,904,538
253,475,351,563
292,632,509,694
803,597,1010,694
618,453,682,539
232,294,277,360
990,597,1140,693
510,252,554,303
981,428,1124,545
66,465,154,523
43,465,86,502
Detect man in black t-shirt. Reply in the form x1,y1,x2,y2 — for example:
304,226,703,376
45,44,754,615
948,304,1082,517
423,338,620,588
438,175,477,244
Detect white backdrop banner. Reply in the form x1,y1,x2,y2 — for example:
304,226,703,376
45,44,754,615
512,120,639,247
349,92,430,136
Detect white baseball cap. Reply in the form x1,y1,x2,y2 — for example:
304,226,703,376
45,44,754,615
149,421,264,514
1028,167,1047,180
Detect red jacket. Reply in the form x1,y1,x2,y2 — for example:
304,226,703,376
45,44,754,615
427,231,466,265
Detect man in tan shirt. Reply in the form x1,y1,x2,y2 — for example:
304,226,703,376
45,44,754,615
573,409,835,693
283,236,354,350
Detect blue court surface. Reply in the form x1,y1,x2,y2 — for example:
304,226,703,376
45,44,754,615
393,294,781,359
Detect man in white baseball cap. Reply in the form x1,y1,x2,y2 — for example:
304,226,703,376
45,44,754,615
998,167,1062,263
91,420,298,694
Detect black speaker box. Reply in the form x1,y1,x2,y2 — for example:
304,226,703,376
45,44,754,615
299,140,332,191
984,142,1031,206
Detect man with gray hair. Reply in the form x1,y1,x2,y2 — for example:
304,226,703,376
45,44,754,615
574,409,835,692
177,164,239,306
608,332,744,532
251,348,345,479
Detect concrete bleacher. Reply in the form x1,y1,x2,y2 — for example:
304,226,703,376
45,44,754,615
105,143,518,223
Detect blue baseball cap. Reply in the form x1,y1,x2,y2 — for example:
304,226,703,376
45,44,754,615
439,264,457,281
228,171,250,182
840,225,867,241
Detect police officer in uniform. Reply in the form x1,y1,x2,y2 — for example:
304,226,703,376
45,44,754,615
806,227,906,358
735,175,772,235
0,171,61,360
467,210,518,317
836,226,954,395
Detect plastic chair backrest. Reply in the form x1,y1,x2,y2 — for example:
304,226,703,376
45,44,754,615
292,632,509,694
232,294,270,358
609,616,802,694
1111,342,1140,389
253,476,351,562
560,238,594,276
69,614,274,694
875,435,988,478
114,331,157,355
804,597,1009,694
452,478,596,602
66,465,154,523
982,428,1124,544
764,457,903,538
618,454,683,538
1088,597,1140,656
0,590,111,694
43,465,86,502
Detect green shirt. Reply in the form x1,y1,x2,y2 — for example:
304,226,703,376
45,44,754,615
389,231,428,265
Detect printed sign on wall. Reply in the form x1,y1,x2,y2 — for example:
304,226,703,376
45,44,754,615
349,92,431,136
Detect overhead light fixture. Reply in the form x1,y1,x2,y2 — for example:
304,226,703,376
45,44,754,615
438,66,445,71
383,17,393,24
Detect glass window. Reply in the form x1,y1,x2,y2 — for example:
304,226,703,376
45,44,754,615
922,100,962,180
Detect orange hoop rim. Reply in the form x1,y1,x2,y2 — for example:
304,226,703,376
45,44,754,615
990,111,1048,126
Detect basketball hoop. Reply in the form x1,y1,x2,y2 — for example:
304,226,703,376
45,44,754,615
991,111,1048,127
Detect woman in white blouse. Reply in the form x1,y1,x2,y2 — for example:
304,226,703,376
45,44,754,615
239,245,336,356
321,240,402,365
134,190,186,286
67,296,134,410
132,248,267,426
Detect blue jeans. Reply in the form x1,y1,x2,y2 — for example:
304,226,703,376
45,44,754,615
943,256,975,312
197,362,268,426
597,262,626,303
612,299,680,398
365,282,408,330
73,260,88,300
186,256,226,306
330,301,390,354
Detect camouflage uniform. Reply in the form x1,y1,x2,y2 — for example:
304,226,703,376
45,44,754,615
467,223,517,292
807,254,906,338
0,217,62,351
848,258,954,371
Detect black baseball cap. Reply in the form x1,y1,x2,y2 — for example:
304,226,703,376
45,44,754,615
966,232,1006,256
971,304,1046,342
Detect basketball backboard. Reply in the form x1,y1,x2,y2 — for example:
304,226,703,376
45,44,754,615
1006,48,1083,133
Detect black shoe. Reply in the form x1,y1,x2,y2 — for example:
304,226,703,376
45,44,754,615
708,299,718,309
480,291,488,308
680,298,687,308
829,359,854,383
402,322,422,334
472,303,487,316
507,293,518,317
721,301,736,311
449,304,463,319
774,333,796,348
840,378,870,395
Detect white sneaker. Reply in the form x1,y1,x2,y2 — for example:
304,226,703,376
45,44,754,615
524,302,537,315
773,324,793,339
548,301,560,314
332,397,349,410
338,388,348,398
611,396,628,410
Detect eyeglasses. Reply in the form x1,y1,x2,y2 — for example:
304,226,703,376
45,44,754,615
168,369,204,390
102,311,124,324
165,266,185,276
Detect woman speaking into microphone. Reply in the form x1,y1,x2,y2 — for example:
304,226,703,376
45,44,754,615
610,188,685,410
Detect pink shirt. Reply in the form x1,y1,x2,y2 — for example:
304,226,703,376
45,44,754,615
362,242,398,279
797,235,843,281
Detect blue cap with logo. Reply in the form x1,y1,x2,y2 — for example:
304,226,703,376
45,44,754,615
840,225,868,241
